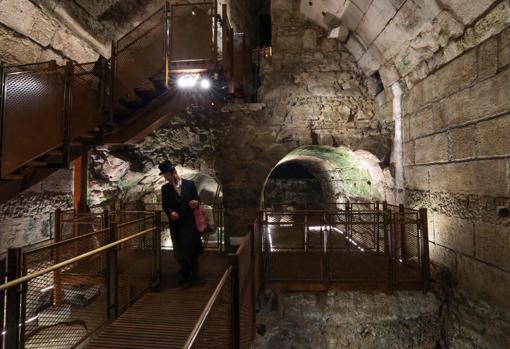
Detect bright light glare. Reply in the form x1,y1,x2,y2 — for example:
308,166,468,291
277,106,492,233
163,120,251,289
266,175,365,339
200,78,211,90
177,75,199,89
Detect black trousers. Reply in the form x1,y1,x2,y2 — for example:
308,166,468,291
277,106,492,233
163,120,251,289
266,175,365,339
178,255,199,280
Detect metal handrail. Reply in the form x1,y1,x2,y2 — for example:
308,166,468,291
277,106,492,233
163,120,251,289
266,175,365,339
117,214,155,228
23,227,110,255
183,266,233,349
0,225,156,291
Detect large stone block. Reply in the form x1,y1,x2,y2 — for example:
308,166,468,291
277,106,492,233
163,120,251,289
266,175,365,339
402,75,435,114
429,160,508,196
404,165,429,191
341,0,364,31
303,29,317,50
440,0,499,25
450,125,476,160
475,222,510,270
415,133,448,164
433,213,474,256
409,106,435,140
440,69,510,127
431,48,477,101
477,115,510,157
478,36,498,81
500,26,510,68
356,0,397,46
0,0,37,36
345,35,366,60
357,45,383,75
429,242,457,274
456,254,510,311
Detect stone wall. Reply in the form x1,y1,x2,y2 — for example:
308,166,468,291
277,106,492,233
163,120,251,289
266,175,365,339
264,178,324,210
0,0,102,64
403,25,510,312
0,169,72,253
255,290,442,348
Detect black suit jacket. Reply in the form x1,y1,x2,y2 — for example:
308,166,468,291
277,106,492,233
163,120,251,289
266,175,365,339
161,179,202,257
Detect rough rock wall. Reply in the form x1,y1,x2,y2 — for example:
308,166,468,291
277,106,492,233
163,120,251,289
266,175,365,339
254,290,442,349
0,169,72,253
403,13,510,314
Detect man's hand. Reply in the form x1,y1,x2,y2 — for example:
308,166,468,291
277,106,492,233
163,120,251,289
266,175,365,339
189,200,199,209
170,211,180,221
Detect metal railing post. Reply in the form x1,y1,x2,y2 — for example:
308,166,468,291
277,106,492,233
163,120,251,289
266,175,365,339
106,223,119,320
98,57,107,144
153,211,162,285
229,254,240,349
398,204,406,264
109,41,116,124
249,226,256,341
62,61,73,167
5,248,22,349
419,208,431,292
164,1,170,88
384,211,394,293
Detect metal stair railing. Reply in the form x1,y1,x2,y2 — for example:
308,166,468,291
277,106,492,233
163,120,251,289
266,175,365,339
0,211,163,349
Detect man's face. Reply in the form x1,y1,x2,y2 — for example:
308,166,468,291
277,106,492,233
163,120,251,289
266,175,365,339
164,170,179,184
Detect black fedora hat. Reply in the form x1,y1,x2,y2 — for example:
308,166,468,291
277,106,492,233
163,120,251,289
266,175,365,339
158,160,175,175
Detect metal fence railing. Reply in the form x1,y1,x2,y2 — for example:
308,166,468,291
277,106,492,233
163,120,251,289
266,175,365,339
184,228,257,349
259,201,430,292
0,212,162,349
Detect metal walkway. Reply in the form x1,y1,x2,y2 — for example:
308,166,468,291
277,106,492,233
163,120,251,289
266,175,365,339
86,249,229,349
87,281,216,349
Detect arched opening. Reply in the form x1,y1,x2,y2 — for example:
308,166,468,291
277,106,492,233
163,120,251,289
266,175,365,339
262,145,395,210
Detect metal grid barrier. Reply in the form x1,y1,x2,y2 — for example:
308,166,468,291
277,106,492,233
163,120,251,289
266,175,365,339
114,215,158,314
113,6,167,100
170,2,217,74
259,202,430,291
184,267,233,349
392,210,429,289
70,62,104,141
184,228,256,349
0,62,65,177
0,217,161,349
262,211,326,282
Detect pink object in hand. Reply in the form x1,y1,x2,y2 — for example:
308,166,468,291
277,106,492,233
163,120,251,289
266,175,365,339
194,207,208,233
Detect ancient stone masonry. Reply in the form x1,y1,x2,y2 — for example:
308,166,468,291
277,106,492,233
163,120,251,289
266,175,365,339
0,169,72,252
262,0,391,156
403,22,510,313
254,290,443,349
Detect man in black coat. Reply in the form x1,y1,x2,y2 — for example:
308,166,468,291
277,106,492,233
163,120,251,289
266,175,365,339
159,160,204,286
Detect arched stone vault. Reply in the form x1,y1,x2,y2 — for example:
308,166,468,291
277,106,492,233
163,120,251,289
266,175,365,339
295,0,507,88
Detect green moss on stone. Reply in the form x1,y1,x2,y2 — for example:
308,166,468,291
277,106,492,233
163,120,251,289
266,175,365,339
285,146,377,200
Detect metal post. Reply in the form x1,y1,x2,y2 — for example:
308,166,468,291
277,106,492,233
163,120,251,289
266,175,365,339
419,208,431,292
109,41,116,124
54,208,63,306
98,57,106,145
249,226,256,341
102,209,110,229
164,1,170,88
375,201,380,252
0,61,5,167
62,61,73,167
106,223,119,320
5,248,22,349
153,211,162,286
229,254,240,349
399,204,406,264
213,0,218,67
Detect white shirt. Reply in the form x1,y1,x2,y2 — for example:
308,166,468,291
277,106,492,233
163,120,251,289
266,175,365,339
173,178,182,196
